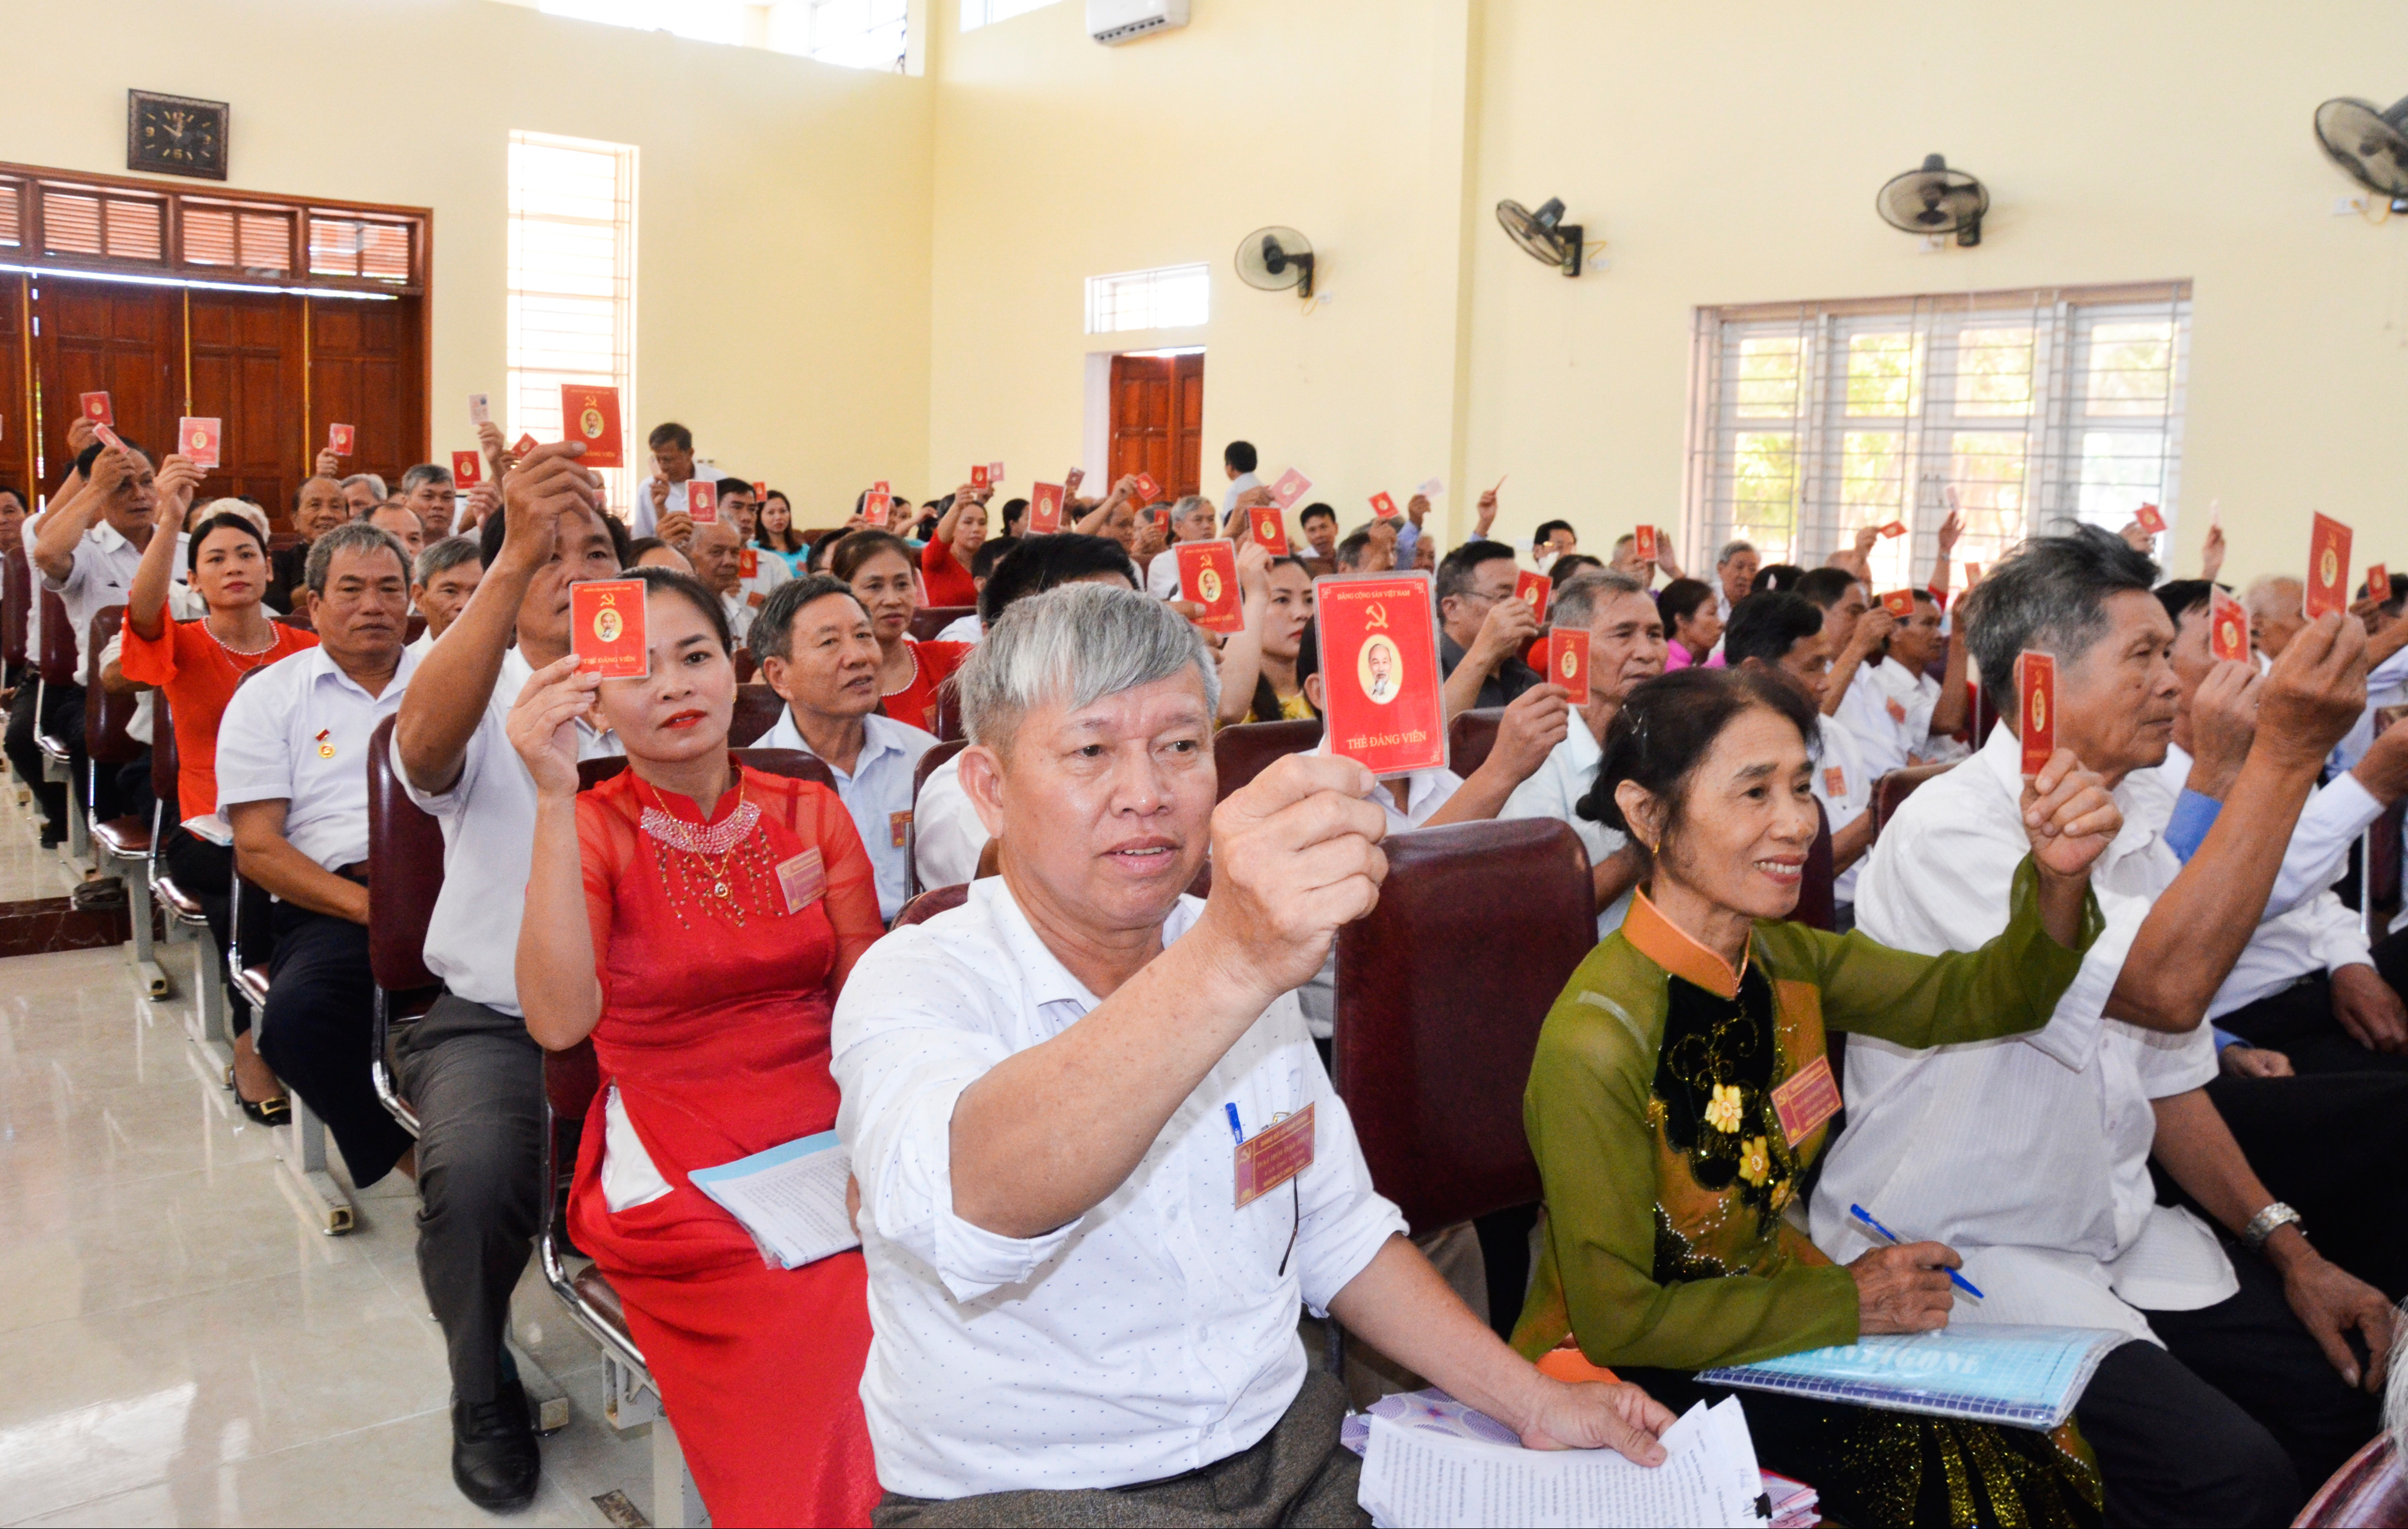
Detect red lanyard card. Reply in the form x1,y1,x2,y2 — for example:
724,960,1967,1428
1515,569,1550,623
2306,513,2352,619
1547,626,1591,705
452,450,483,487
2017,650,2056,778
1248,505,1289,556
2209,589,2250,663
688,480,719,524
178,417,222,470
1028,481,1064,534
559,384,623,468
1314,572,1447,777
1235,1104,1315,1209
572,579,649,678
1177,540,1245,633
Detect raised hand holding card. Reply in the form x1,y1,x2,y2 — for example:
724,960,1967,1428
1130,470,1162,504
2017,651,2056,778
1177,540,1246,633
452,450,484,487
1369,491,1400,521
1314,573,1447,777
688,480,719,524
2367,563,2390,605
864,491,892,528
1880,589,1915,619
80,392,114,427
2306,513,2352,619
571,579,649,678
1547,626,1591,705
1514,569,1550,623
1633,524,1658,562
469,393,492,427
1248,506,1289,556
1876,520,1908,539
2134,502,2166,536
328,422,357,457
970,464,991,489
1269,468,1312,510
178,418,222,470
2209,589,2250,662
1028,481,1064,535
559,384,623,468
512,433,540,458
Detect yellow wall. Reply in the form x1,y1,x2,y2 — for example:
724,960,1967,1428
0,0,935,524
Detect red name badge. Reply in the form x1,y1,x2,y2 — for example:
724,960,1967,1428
1269,468,1312,510
513,432,540,457
1880,589,1915,619
1129,470,1162,504
863,490,892,527
1822,765,1847,799
688,480,719,524
889,810,911,849
738,547,758,578
452,450,483,487
1249,506,1289,556
1772,1055,1843,1147
469,392,492,426
1877,520,1908,539
80,391,114,426
178,417,222,470
1314,572,1447,777
559,384,623,468
2209,589,2250,662
778,848,826,913
328,422,356,456
970,464,991,488
1633,524,1659,563
1179,540,1246,633
571,579,649,679
2307,513,2352,619
1028,481,1065,535
2134,501,2166,536
2017,650,2057,777
1369,490,1400,520
1547,626,1591,705
1235,1103,1316,1209
1516,569,1550,623
2369,564,2391,605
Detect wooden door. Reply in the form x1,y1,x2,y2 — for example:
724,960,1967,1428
34,276,181,478
187,289,304,515
1108,351,1204,498
0,275,29,499
308,295,422,496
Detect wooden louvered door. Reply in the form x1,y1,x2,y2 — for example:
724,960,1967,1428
1107,351,1205,500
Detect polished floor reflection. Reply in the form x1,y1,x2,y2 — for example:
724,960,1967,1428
0,789,649,1527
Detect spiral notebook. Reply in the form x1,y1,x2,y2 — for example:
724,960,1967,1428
1695,1324,2123,1430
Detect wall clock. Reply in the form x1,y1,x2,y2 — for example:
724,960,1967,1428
127,91,229,181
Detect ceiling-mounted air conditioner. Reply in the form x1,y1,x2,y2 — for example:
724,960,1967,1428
1089,0,1190,46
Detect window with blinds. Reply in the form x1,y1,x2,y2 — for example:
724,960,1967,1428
1685,282,2192,589
508,131,638,512
1086,264,1210,335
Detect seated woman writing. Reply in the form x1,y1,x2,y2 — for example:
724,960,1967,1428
1511,666,2123,1528
510,567,882,1527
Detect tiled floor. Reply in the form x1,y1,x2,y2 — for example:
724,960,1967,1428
0,787,654,1527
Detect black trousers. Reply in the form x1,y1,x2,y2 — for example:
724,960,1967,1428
256,901,413,1187
158,826,250,1034
2197,1070,2408,1299
4,677,70,838
2217,930,2408,1075
396,993,546,1406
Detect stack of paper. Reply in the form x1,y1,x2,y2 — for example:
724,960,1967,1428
1696,1324,2124,1430
685,1130,859,1271
1762,1471,1817,1527
1356,1396,1768,1528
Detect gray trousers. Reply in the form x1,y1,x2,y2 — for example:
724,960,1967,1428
395,992,547,1406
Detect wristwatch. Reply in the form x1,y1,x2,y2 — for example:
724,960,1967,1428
2242,1201,2303,1251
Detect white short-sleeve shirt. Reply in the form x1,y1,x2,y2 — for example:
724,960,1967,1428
216,644,422,873
757,707,937,922
1496,720,1632,937
912,752,985,891
1811,714,1874,904
833,879,1406,1498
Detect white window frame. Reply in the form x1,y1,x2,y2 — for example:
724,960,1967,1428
1682,281,2192,589
1084,263,1210,336
962,0,1061,29
507,130,639,515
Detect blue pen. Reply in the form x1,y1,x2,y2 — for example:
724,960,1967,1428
1850,1203,1984,1299
1225,1103,1245,1144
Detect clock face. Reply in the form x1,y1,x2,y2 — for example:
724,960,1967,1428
127,92,228,181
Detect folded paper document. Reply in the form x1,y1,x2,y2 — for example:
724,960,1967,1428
686,1130,858,1272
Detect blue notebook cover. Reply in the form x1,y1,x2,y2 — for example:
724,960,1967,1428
1696,1324,2123,1429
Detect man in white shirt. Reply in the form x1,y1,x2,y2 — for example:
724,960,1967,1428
218,521,421,1201
689,521,763,645
630,421,699,539
1812,526,2389,1523
837,583,1673,1520
915,535,1142,892
1794,566,1906,771
1499,571,1662,936
1723,591,1876,918
408,537,484,659
2245,574,2307,666
1711,538,1758,622
752,575,938,922
399,463,457,543
1143,494,1220,600
1218,438,1262,515
391,447,627,1513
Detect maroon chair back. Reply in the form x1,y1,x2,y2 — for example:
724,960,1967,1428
84,608,145,765
278,610,315,635
892,884,968,927
915,738,967,807
546,1039,603,1130
269,531,303,553
405,614,426,645
152,694,178,801
2295,1435,2408,1528
2,547,27,669
39,589,75,686
1448,708,1506,780
1873,762,1955,835
1331,818,1595,1233
1795,797,1836,932
731,683,784,746
577,747,838,794
366,715,447,993
733,648,760,684
1973,681,2000,750
1212,719,1322,803
911,606,974,643
933,680,965,743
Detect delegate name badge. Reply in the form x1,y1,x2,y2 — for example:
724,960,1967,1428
1771,1055,1842,1147
889,810,911,849
778,848,826,914
1235,1103,1316,1209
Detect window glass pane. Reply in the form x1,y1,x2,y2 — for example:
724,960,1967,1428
1732,336,1800,419
1086,265,1209,334
964,0,1061,27
2075,432,2168,527
1730,431,1798,553
2085,321,2173,419
1952,326,2033,417
1844,333,1917,417
510,131,636,513
1947,432,2027,567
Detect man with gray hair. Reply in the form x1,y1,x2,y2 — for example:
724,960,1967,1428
409,536,484,658
1814,524,2386,1522
1713,538,1759,620
400,463,457,541
2245,574,2308,667
340,471,388,518
835,583,1675,1523
1143,493,1220,600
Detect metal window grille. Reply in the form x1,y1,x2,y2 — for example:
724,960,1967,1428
508,131,638,514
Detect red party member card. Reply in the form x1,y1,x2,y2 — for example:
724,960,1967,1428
2306,513,2352,619
2209,588,2250,663
1314,572,1447,777
1028,481,1065,535
1963,560,1982,587
687,479,719,524
989,461,1005,483
1633,524,1659,562
177,417,222,470
512,432,540,457
93,422,125,454
328,422,356,456
2368,563,2392,605
1248,505,1289,556
1880,589,1915,619
80,392,114,426
1130,470,1162,503
752,480,767,500
1269,468,1312,510
1547,626,1592,705
872,479,891,494
970,464,991,488
1514,569,1550,623
559,384,622,468
738,547,758,579
2017,650,2056,778
1153,506,1172,536
1369,491,1400,521
571,579,649,679
864,490,892,528
452,450,483,487
1876,520,1908,539
1177,540,1245,633
2134,501,2166,536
